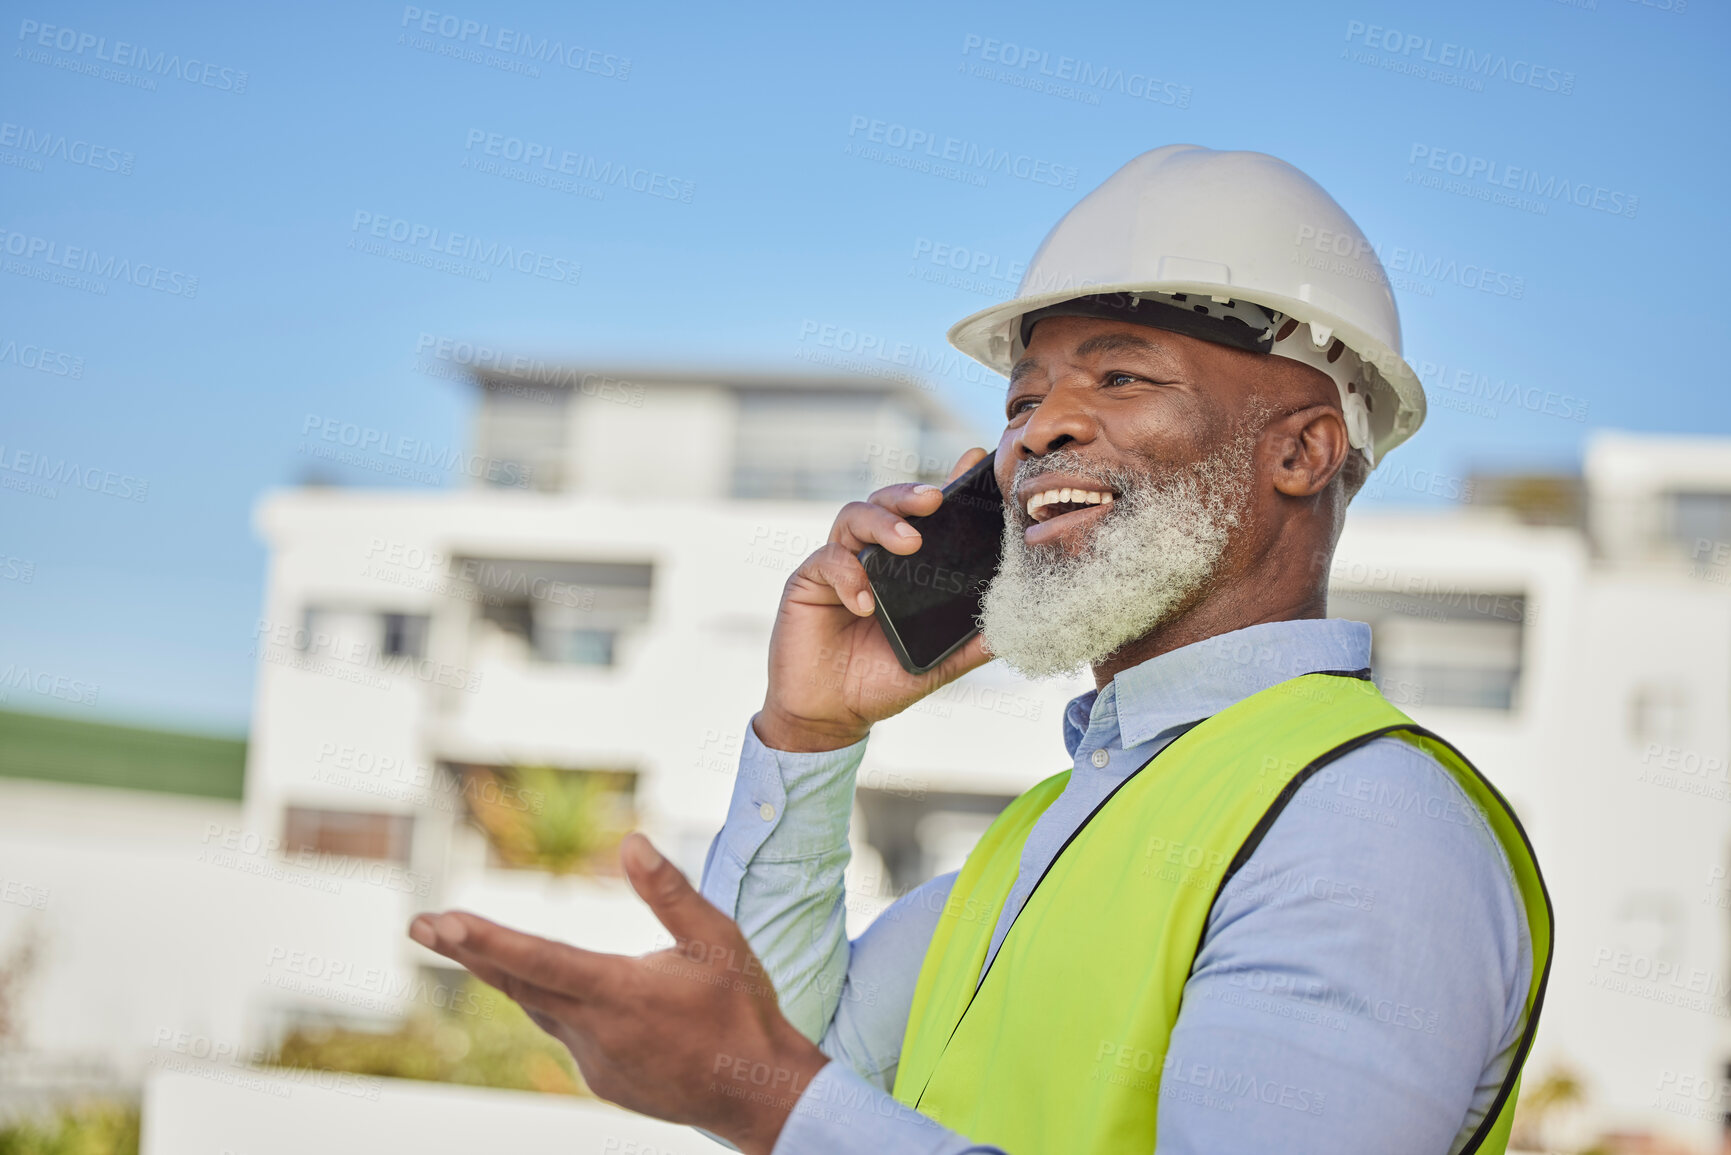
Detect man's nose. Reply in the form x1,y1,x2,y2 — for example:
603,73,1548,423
1014,380,1099,457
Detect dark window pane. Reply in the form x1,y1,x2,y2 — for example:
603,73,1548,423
381,613,429,658
458,558,651,667
1672,492,1731,551
534,627,614,665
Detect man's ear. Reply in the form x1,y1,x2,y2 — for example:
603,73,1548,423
1269,405,1350,499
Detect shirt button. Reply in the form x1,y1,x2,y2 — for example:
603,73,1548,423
759,802,777,821
1091,748,1110,768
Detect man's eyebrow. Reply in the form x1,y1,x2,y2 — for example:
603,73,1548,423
1008,357,1043,388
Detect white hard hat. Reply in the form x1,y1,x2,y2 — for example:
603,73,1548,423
949,144,1427,466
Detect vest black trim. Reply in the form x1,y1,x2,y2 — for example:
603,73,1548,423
1195,715,1554,1155
911,669,1555,1155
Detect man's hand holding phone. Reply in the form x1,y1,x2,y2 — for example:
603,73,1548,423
755,447,996,753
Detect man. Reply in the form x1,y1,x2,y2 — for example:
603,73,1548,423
410,145,1552,1154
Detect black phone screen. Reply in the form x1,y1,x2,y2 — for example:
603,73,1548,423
857,451,1005,674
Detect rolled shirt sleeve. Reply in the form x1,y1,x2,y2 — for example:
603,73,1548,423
698,718,869,1042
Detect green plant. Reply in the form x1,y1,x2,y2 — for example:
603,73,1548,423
463,765,634,875
1510,1063,1587,1152
266,976,586,1096
0,1102,139,1155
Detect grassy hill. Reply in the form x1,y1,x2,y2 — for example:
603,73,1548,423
0,708,247,800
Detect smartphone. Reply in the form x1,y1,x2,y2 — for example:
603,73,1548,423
856,451,1006,675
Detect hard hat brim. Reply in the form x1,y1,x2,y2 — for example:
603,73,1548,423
948,280,1427,464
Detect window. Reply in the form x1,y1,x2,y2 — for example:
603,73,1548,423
299,608,429,661
533,624,613,665
1670,491,1731,555
1629,682,1688,746
283,807,413,863
299,607,375,655
473,383,569,491
853,786,1016,896
1329,587,1527,711
731,389,900,500
464,558,653,667
381,613,429,658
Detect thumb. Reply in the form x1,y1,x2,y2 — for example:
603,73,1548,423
621,832,722,945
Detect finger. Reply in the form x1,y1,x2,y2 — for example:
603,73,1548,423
412,910,618,1001
441,938,591,1023
791,541,880,618
945,446,990,485
410,912,536,993
864,481,945,516
829,495,934,553
620,833,731,948
410,917,591,1021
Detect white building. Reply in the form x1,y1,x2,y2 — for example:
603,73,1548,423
243,367,1055,972
4,352,1730,1152
1329,435,1731,1152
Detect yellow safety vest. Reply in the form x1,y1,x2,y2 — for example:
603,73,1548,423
890,672,1552,1154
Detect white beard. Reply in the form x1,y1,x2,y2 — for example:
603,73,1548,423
976,435,1255,679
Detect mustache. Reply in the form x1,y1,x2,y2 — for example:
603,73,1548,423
1007,448,1155,522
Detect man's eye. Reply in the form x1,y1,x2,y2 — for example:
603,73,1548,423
1104,372,1141,387
1009,397,1037,415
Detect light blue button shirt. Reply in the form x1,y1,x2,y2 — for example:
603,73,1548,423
699,619,1531,1155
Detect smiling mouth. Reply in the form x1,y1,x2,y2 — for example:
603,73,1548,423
1019,485,1120,547
1025,486,1116,523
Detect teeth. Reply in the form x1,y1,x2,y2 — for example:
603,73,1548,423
1025,487,1115,519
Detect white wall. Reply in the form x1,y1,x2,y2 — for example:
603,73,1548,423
1545,575,1731,1149
0,780,406,1071
142,1066,724,1155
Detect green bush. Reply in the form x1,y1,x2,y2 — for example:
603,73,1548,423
463,765,635,876
266,976,586,1096
0,1102,139,1155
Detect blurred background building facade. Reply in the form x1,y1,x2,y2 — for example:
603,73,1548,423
4,366,1731,1152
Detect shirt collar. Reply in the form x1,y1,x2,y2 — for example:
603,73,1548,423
1061,618,1372,759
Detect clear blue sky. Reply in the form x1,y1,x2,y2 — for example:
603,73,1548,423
2,0,1725,735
